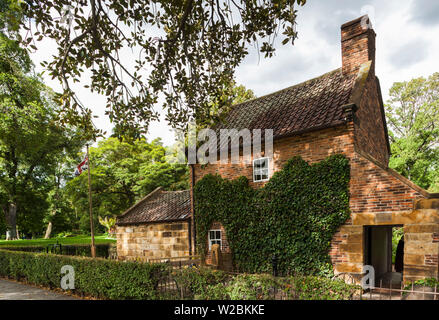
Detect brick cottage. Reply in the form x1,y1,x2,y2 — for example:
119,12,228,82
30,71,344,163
116,15,439,284
190,15,439,284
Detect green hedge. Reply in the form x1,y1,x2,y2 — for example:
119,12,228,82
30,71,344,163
194,155,351,276
172,268,360,300
0,244,110,258
0,250,359,300
0,249,167,299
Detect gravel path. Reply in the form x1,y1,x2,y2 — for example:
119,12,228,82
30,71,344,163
0,279,78,300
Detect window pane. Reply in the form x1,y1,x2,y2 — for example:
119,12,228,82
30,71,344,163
261,169,268,179
209,231,215,239
260,159,267,168
216,231,221,239
254,160,261,168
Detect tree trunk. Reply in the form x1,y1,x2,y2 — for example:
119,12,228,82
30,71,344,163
44,221,53,239
5,203,17,240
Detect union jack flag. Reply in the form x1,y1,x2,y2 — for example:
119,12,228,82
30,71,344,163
74,155,88,176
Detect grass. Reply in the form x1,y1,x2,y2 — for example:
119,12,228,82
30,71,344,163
0,234,116,247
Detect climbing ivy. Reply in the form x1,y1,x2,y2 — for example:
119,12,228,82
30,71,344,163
194,155,351,276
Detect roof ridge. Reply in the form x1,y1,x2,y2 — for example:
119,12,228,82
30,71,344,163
162,189,190,193
117,187,162,220
227,68,343,110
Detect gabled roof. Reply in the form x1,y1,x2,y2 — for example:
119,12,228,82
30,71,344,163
116,188,191,225
215,68,357,148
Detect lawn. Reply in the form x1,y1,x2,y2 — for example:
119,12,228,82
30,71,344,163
0,235,116,247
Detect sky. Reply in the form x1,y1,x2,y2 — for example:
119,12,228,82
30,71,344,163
29,0,439,147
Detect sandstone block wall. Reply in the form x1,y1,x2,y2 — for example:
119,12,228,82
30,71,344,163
116,221,190,261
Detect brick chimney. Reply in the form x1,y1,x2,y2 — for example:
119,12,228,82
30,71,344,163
341,15,376,76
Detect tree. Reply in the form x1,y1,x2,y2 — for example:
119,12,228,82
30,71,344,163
3,0,306,139
64,137,188,233
0,33,85,239
385,72,439,191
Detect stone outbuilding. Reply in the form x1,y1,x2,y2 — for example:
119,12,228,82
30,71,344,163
115,188,192,261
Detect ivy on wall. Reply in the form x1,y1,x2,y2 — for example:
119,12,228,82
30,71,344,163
194,155,351,276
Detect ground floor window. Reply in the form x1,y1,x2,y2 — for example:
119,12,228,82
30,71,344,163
209,229,222,250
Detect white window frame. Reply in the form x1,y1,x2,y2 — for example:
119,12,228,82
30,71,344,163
253,157,270,182
208,229,222,250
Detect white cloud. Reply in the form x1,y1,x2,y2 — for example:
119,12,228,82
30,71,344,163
29,1,439,146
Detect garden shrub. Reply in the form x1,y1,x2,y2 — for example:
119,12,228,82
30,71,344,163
403,278,439,292
0,252,360,300
0,249,167,299
173,267,230,299
0,244,110,258
288,275,360,300
191,271,360,300
194,155,351,276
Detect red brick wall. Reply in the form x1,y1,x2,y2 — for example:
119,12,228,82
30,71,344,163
353,73,390,166
349,151,424,215
193,125,356,189
192,123,428,269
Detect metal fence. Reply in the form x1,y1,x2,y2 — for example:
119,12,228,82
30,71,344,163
148,255,201,269
332,272,439,300
155,267,439,300
363,281,439,300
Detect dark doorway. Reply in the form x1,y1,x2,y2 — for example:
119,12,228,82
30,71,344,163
364,225,403,287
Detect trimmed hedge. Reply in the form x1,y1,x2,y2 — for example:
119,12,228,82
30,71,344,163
0,249,167,299
172,268,360,300
194,155,351,276
0,250,359,300
0,244,110,258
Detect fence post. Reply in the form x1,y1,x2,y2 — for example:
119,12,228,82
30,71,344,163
379,279,382,300
400,282,403,300
271,255,278,277
389,281,392,300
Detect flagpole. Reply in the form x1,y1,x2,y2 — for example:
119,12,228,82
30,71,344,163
86,144,96,258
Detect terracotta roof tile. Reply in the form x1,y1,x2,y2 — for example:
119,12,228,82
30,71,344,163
116,189,190,225
215,68,356,149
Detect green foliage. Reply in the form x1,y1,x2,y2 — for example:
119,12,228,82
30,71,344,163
98,216,116,234
0,249,167,299
15,0,306,139
0,234,115,247
173,268,359,300
0,251,359,300
203,81,257,128
386,73,439,191
0,243,111,258
64,137,188,234
286,275,360,300
173,267,229,299
392,227,404,264
194,155,351,276
403,278,439,294
0,32,85,237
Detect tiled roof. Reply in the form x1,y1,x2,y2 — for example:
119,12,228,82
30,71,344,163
215,68,357,147
116,188,191,225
